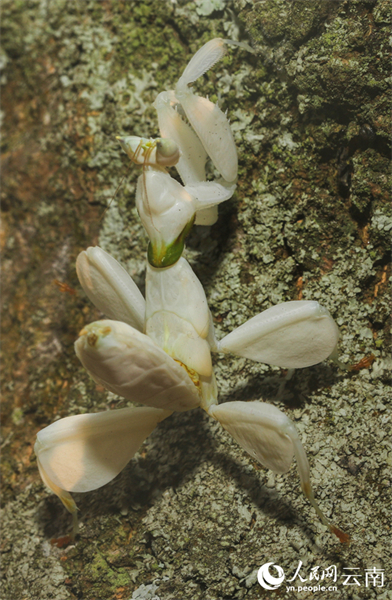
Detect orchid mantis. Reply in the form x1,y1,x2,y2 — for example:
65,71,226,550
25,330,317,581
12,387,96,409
35,39,348,543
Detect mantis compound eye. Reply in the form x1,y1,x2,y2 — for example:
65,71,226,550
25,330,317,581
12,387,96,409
156,138,180,166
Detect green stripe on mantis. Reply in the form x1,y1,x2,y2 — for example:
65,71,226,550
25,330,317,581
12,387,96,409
147,215,195,268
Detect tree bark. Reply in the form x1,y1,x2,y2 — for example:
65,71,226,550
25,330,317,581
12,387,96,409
1,1,390,599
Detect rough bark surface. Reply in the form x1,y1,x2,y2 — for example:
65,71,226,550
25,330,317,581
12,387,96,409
1,1,391,599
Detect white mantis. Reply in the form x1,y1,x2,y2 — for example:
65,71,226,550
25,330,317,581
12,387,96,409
35,39,349,543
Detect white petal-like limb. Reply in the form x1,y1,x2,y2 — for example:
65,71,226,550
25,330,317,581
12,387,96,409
184,181,236,212
175,39,237,184
218,301,339,368
154,91,207,185
174,91,238,184
185,180,235,225
208,401,294,473
76,247,145,332
154,92,236,225
209,400,349,543
75,320,201,411
35,406,170,493
177,38,227,87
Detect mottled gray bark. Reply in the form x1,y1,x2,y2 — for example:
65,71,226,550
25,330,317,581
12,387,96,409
1,1,390,599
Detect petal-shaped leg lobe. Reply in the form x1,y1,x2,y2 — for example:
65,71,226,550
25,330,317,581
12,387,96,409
178,38,227,86
154,91,207,185
184,181,236,211
209,400,349,543
175,92,238,183
76,247,145,332
209,401,294,473
218,301,339,368
75,320,201,411
186,179,236,226
35,406,170,493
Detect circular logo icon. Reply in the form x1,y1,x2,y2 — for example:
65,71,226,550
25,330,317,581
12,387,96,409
257,562,285,590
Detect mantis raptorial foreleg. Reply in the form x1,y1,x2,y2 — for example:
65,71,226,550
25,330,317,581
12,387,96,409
154,38,238,225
